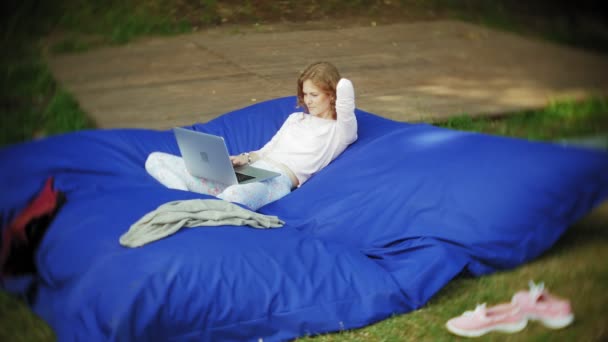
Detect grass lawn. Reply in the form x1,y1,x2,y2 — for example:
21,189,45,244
1,0,607,341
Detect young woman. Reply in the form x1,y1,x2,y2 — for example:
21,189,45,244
145,61,358,210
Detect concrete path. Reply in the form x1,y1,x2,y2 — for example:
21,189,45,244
47,20,608,130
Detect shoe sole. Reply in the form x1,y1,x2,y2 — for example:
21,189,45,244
446,319,528,337
527,313,574,329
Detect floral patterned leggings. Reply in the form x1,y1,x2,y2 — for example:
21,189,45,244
145,152,293,210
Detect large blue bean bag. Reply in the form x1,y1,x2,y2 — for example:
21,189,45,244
1,97,607,341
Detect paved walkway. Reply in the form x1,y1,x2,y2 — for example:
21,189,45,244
47,20,608,130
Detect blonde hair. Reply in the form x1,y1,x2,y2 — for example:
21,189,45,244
297,62,341,119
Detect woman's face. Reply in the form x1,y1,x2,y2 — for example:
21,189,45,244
303,79,332,119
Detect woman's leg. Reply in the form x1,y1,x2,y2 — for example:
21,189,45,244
218,173,292,210
145,152,226,195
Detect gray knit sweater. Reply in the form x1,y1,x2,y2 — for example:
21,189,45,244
120,199,284,247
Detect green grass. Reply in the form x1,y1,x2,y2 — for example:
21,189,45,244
40,1,608,55
1,0,607,341
0,291,55,341
439,97,608,141
0,45,93,147
51,0,194,52
0,42,83,146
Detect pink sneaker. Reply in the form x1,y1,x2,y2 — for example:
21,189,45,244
511,281,574,329
446,303,528,337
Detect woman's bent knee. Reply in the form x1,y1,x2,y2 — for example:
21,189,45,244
145,152,163,173
217,186,244,203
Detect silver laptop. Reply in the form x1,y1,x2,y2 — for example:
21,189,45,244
173,127,281,185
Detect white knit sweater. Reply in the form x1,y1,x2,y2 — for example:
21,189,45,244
257,78,358,185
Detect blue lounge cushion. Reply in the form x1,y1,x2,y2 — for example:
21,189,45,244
1,96,607,340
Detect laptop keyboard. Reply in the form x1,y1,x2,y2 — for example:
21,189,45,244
235,172,255,183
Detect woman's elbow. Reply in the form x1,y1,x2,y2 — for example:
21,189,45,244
347,130,358,145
